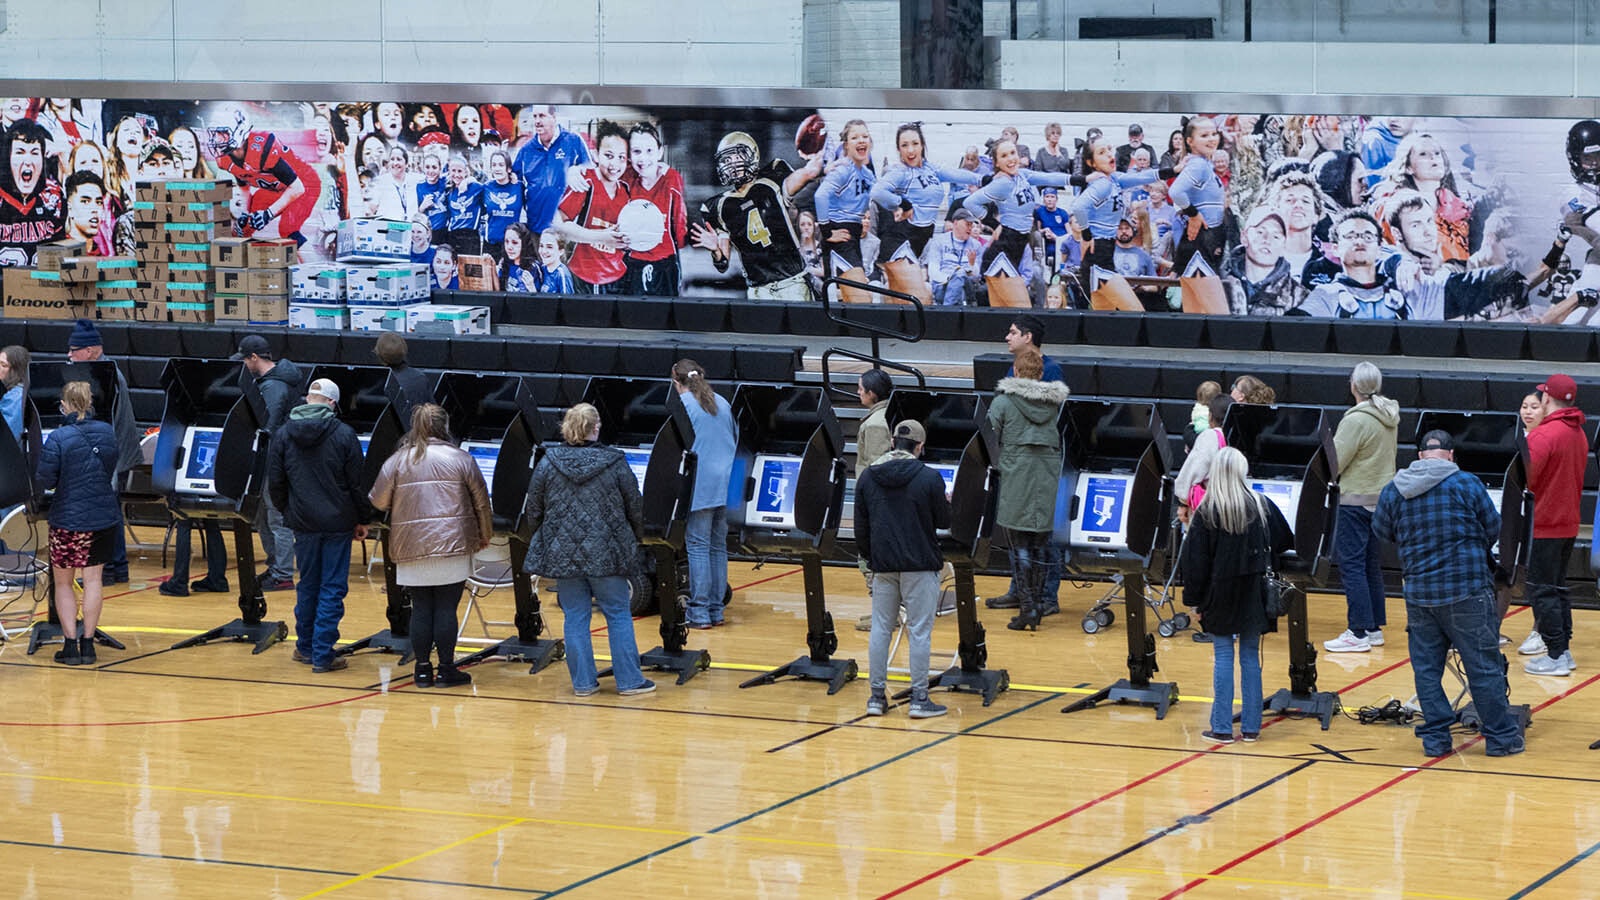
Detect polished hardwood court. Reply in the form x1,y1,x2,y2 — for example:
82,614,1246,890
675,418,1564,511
3,538,1599,899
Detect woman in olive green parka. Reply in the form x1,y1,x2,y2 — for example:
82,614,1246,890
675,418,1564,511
987,348,1070,630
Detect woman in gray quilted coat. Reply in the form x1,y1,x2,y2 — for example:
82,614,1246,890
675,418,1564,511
521,403,654,697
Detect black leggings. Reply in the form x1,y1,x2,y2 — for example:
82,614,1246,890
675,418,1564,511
409,581,466,667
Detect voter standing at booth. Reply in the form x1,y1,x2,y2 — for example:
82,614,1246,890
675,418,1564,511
672,359,738,630
987,347,1069,631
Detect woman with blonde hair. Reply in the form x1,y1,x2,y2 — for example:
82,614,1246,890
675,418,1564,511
370,403,493,688
1182,446,1291,744
36,381,122,665
522,402,655,697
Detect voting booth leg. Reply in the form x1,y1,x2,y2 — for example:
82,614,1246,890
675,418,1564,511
170,520,287,654
25,578,126,654
453,535,565,675
740,552,858,694
631,544,710,685
1062,572,1178,719
338,532,414,662
1261,588,1339,730
900,561,1009,706
1456,650,1533,734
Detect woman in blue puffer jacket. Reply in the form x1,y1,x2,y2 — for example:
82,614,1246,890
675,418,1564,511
36,381,122,665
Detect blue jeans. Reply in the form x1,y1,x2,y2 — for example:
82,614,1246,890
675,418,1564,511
172,519,228,585
258,495,297,583
106,523,128,580
292,531,352,668
1211,631,1263,735
1006,528,1051,613
1335,505,1386,634
1004,540,1060,605
1407,590,1523,756
556,575,648,693
685,506,729,627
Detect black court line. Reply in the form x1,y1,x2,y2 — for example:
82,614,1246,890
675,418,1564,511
541,693,1064,897
1021,760,1318,897
1507,837,1600,898
91,645,181,670
0,838,545,895
765,709,884,753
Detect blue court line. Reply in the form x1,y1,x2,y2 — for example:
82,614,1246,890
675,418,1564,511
1506,838,1600,898
0,838,544,895
542,692,1062,897
1021,760,1318,897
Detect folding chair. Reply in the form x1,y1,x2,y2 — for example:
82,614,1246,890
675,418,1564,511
458,535,516,646
0,506,50,642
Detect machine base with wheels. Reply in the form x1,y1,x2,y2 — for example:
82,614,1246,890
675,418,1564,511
453,636,565,674
171,618,288,655
905,666,1010,706
336,629,414,664
1262,688,1339,731
1457,701,1532,734
632,647,712,685
741,655,858,695
27,622,124,655
1063,679,1179,720
1082,605,1114,634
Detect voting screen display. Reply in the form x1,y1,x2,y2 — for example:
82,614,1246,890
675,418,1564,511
746,455,801,530
1070,473,1134,549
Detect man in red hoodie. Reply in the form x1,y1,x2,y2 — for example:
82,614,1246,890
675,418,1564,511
1524,374,1588,677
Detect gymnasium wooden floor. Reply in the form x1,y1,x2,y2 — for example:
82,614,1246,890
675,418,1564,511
3,537,1599,899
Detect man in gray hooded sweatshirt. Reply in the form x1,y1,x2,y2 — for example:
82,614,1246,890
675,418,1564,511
1373,430,1523,758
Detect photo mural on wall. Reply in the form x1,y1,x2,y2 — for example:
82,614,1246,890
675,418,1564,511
3,93,1599,324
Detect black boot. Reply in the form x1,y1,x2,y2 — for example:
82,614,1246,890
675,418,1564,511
77,636,96,665
53,636,81,666
413,662,435,688
1008,595,1041,631
436,665,472,687
985,592,1020,610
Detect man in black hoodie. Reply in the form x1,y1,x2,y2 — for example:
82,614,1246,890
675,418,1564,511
855,420,952,719
236,334,304,590
267,378,372,673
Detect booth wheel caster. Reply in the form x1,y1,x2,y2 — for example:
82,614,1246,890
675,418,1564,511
1157,620,1177,638
1172,613,1191,632
1082,607,1114,633
1082,614,1099,634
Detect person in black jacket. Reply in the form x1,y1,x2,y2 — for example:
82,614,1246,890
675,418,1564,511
1182,446,1292,745
236,333,304,591
855,420,953,719
374,332,434,425
267,378,372,674
522,403,655,698
36,381,122,665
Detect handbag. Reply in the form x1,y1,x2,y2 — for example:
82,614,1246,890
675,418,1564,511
1254,493,1293,620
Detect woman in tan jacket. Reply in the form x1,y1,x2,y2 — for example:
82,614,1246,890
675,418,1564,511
370,403,493,688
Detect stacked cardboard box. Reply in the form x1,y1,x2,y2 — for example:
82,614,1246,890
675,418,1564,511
129,178,232,323
214,236,296,325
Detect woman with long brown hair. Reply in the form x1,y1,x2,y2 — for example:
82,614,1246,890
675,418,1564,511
370,403,493,688
672,359,739,629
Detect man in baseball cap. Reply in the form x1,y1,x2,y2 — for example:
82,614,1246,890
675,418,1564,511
1523,374,1589,676
234,333,304,591
853,418,952,719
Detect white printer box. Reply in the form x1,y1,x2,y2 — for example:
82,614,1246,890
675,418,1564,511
348,304,412,332
290,264,348,301
288,303,349,330
407,304,491,335
335,218,413,262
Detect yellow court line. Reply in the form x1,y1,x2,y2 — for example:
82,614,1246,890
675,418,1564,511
298,818,526,898
0,771,520,823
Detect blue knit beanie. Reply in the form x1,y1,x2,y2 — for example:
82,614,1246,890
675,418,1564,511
67,317,102,351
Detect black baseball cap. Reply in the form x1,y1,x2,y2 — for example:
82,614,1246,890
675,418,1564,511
231,335,272,361
1419,430,1454,452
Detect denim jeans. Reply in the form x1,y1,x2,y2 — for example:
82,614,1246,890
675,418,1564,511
1211,631,1263,735
1335,505,1386,634
1007,528,1051,613
867,570,941,695
1003,540,1060,604
1407,590,1523,756
1526,537,1575,658
685,506,729,627
106,523,129,580
257,494,297,583
932,271,978,307
408,581,465,668
556,575,648,693
292,531,352,668
171,519,228,585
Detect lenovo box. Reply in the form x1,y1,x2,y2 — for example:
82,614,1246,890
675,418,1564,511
348,304,412,332
166,281,212,308
159,179,232,204
161,221,222,243
214,293,249,321
139,261,170,284
35,240,86,271
170,241,211,266
217,267,287,296
96,297,166,322
133,242,170,264
167,262,209,284
247,296,290,325
335,218,412,262
291,263,347,301
408,304,490,335
289,303,349,330
212,237,250,268
60,256,139,284
3,268,93,319
246,238,296,269
166,299,213,324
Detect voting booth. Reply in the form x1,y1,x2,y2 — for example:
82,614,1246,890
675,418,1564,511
1057,399,1180,720
880,389,1009,705
17,360,130,654
436,373,559,673
731,385,855,694
151,358,286,654
309,364,414,662
583,376,711,684
1223,402,1341,729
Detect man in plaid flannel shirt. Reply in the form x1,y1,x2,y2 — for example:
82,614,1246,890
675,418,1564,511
1373,429,1524,758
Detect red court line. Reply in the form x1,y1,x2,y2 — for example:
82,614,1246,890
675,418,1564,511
0,689,384,728
1159,669,1600,898
731,566,804,592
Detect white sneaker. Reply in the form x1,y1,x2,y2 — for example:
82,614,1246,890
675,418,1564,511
1323,630,1372,653
1519,631,1546,656
1524,655,1572,677
1365,630,1385,647
1561,650,1575,670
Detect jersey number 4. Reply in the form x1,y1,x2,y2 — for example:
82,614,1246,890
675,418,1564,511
745,209,772,247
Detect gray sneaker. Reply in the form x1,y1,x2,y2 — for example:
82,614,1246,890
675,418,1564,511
908,694,947,719
1561,650,1576,671
618,679,657,696
1524,655,1572,677
865,691,888,717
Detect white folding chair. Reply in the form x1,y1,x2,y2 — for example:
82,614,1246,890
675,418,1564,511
0,506,50,642
457,535,516,646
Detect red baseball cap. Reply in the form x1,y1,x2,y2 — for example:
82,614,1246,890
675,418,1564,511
1538,374,1578,403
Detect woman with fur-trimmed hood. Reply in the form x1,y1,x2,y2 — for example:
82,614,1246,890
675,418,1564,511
986,346,1070,630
